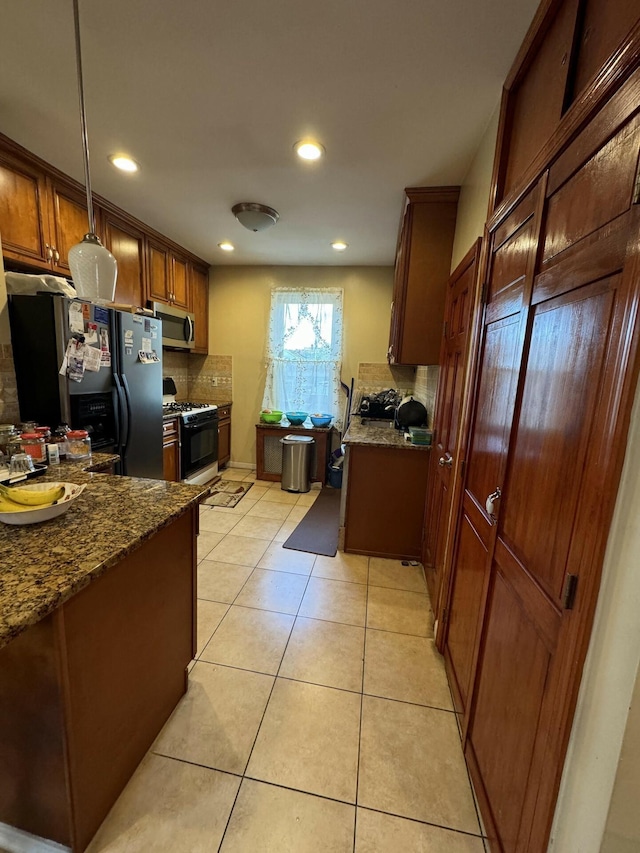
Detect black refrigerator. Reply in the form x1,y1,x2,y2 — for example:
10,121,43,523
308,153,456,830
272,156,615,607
9,293,163,479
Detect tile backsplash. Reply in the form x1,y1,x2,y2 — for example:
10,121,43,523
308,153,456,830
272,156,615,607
188,354,233,404
354,361,439,428
162,351,190,400
0,343,19,424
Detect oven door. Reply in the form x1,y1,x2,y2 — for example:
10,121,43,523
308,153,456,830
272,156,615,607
181,413,219,482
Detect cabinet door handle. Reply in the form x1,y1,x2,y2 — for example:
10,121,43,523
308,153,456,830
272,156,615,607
53,248,60,263
485,487,502,517
438,453,453,468
45,243,53,260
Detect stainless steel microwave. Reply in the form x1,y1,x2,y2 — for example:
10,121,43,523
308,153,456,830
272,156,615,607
151,302,195,350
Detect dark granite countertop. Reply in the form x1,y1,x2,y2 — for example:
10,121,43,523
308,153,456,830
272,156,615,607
343,419,431,450
0,469,208,649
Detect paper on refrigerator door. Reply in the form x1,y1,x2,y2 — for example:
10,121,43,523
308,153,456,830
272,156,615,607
83,345,102,372
68,302,85,334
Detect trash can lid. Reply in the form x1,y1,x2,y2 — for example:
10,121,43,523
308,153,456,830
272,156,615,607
281,434,315,444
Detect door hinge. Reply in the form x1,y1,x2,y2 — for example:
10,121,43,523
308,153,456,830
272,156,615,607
442,607,449,625
480,280,488,304
443,320,448,339
562,573,579,610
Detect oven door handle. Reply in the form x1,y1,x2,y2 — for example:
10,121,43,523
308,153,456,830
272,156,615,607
183,419,217,430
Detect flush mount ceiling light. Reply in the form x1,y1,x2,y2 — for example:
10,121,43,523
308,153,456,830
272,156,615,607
108,153,139,173
232,202,280,232
294,140,325,161
331,241,349,252
218,241,235,252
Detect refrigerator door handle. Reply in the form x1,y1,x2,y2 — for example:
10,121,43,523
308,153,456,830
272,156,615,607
120,373,133,456
114,373,130,455
111,385,121,450
184,314,194,344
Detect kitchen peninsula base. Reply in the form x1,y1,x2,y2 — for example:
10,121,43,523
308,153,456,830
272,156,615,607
0,508,196,852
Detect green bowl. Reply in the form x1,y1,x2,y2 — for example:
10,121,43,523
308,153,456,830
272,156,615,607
260,410,283,424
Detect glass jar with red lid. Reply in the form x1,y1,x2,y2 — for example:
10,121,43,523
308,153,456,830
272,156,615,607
66,430,92,460
18,433,46,462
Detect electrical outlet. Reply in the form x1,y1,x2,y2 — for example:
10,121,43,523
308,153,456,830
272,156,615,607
211,377,219,386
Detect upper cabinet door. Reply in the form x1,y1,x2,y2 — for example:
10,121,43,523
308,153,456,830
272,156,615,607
0,153,51,267
171,254,189,309
147,239,170,304
49,178,89,274
190,264,209,354
102,212,146,308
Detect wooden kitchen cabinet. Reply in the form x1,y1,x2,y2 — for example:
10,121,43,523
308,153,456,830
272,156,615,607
162,417,180,481
343,444,430,559
0,132,209,327
217,404,231,467
256,424,334,485
101,210,146,308
190,264,209,354
388,186,459,366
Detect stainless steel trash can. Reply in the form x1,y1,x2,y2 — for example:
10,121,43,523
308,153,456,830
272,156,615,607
280,434,314,493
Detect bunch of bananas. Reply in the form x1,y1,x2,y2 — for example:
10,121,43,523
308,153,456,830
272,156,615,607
0,483,65,513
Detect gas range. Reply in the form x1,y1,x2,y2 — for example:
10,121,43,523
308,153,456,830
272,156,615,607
162,400,218,422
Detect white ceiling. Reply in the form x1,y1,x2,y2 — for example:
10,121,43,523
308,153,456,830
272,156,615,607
0,0,538,266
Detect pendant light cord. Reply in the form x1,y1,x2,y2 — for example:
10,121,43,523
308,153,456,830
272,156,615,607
72,0,96,235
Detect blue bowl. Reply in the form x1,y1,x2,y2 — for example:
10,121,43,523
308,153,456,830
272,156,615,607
285,411,308,426
310,413,333,427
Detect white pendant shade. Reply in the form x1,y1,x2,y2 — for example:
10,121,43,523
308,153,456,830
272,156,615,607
68,234,118,304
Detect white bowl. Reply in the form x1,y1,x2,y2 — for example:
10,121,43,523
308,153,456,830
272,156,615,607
0,482,86,526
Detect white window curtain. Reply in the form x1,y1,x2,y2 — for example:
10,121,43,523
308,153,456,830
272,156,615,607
262,288,344,426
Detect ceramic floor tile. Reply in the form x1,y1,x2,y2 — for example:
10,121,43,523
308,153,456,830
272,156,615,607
197,531,225,562
234,568,308,615
196,600,229,656
369,557,427,593
206,534,270,568
247,679,361,803
201,605,294,675
273,520,298,543
232,516,284,540
366,585,432,637
219,469,249,481
197,561,254,605
247,501,293,522
212,498,259,516
355,808,485,853
198,511,240,535
153,661,273,775
287,506,309,523
279,616,364,692
85,754,240,853
364,629,453,709
220,779,355,853
260,488,300,505
257,542,316,575
296,491,319,506
358,695,479,833
299,576,367,626
245,485,270,500
313,552,369,584
243,470,258,481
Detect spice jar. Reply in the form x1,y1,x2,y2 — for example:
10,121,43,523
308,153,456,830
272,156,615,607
66,430,92,461
0,425,17,455
18,421,37,434
18,433,46,463
53,425,71,459
35,426,51,440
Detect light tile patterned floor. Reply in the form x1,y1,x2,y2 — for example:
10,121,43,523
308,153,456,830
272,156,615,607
87,468,488,853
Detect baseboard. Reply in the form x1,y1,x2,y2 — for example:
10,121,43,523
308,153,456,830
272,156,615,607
227,461,254,470
0,823,70,853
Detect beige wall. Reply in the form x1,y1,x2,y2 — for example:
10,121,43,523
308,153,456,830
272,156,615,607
208,265,394,465
450,104,500,270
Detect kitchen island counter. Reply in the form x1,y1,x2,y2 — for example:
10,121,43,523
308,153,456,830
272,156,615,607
0,471,207,649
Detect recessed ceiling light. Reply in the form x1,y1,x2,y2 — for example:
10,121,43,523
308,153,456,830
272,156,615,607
218,242,235,252
331,241,348,252
108,154,139,173
294,140,325,161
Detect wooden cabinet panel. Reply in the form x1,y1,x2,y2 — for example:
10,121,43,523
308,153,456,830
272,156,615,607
190,264,209,354
502,0,579,199
48,179,89,274
344,445,430,559
162,417,180,482
0,154,50,265
102,213,146,308
171,255,189,309
255,425,332,484
388,187,459,366
147,239,170,303
218,418,230,468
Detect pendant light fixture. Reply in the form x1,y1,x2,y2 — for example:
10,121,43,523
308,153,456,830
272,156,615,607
68,0,117,304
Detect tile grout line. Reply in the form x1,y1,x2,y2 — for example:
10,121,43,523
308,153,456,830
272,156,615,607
353,556,370,852
215,525,318,852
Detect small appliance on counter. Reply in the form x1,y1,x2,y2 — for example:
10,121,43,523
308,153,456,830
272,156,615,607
356,389,402,422
395,396,428,430
163,377,219,485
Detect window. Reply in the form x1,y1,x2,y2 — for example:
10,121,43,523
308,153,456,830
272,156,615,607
262,288,343,425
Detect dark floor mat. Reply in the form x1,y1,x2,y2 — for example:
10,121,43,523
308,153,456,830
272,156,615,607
283,487,341,557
